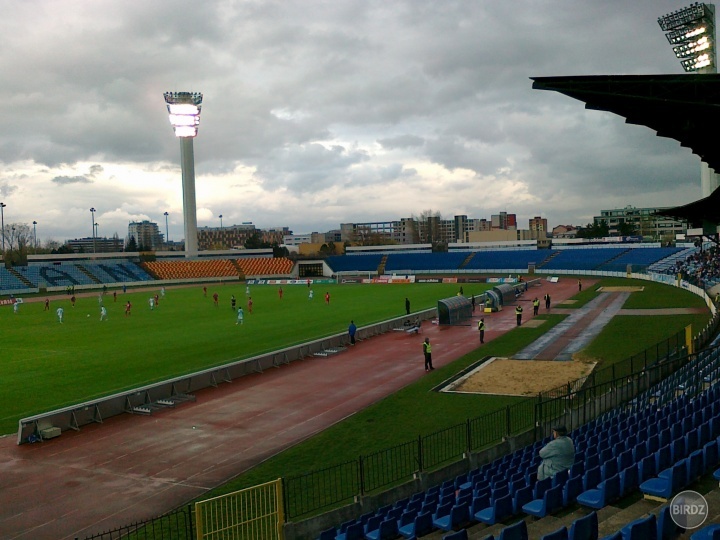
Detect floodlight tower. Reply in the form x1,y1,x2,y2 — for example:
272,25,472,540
658,3,718,196
164,91,203,258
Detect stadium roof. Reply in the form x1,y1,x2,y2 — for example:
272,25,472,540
531,73,720,228
653,184,720,227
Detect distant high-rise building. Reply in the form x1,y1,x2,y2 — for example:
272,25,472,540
128,221,164,250
528,216,548,239
66,236,124,253
491,212,517,230
594,206,687,240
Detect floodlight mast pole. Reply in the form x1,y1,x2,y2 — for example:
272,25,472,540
0,202,5,254
658,2,718,196
164,91,203,259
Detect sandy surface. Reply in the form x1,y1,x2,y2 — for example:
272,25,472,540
597,286,645,292
452,358,596,396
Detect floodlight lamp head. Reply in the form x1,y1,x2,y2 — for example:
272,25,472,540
681,52,713,70
163,91,203,138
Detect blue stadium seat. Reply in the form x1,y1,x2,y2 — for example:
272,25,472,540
474,493,513,525
522,484,563,518
640,461,687,500
318,527,337,540
442,530,468,540
639,455,657,483
620,464,639,496
656,505,682,540
498,520,528,540
689,524,720,539
541,527,568,540
563,476,584,507
512,485,533,514
337,523,364,540
620,514,656,540
433,503,469,532
686,450,704,483
365,517,398,540
568,511,598,540
582,466,602,491
398,511,433,539
576,474,620,510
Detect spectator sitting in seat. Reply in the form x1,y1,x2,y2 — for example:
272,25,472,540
537,425,575,480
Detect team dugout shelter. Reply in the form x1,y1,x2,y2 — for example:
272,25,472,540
437,296,473,325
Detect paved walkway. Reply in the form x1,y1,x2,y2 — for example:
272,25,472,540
0,278,588,539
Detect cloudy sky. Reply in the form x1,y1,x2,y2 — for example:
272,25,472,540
0,0,706,244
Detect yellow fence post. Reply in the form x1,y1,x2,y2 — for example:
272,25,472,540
686,324,694,355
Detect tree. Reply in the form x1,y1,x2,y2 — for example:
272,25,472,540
412,209,444,248
2,223,31,265
617,220,635,236
244,232,263,249
126,235,138,252
272,244,289,258
576,220,609,239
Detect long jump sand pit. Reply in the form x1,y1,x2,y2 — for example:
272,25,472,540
448,358,597,397
596,286,644,292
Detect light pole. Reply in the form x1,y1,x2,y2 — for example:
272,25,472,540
90,207,96,253
0,202,5,254
219,214,223,229
164,211,170,247
33,221,37,253
164,91,203,258
658,3,718,196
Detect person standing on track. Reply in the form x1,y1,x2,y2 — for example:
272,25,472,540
478,318,486,344
348,320,357,345
544,293,551,310
515,304,523,326
423,338,434,371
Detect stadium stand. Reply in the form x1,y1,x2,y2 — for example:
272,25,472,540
597,247,684,273
464,250,550,271
142,259,240,280
666,245,720,289
0,267,29,290
235,257,293,276
325,254,384,273
16,263,97,287
384,252,469,272
80,261,154,283
539,248,628,271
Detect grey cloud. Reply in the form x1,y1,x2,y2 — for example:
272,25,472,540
377,135,424,150
254,143,369,193
52,175,93,185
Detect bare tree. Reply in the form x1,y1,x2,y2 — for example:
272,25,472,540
412,209,443,244
2,222,31,265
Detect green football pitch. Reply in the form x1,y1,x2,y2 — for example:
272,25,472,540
0,282,486,436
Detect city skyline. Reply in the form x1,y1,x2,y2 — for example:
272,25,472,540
0,1,705,245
